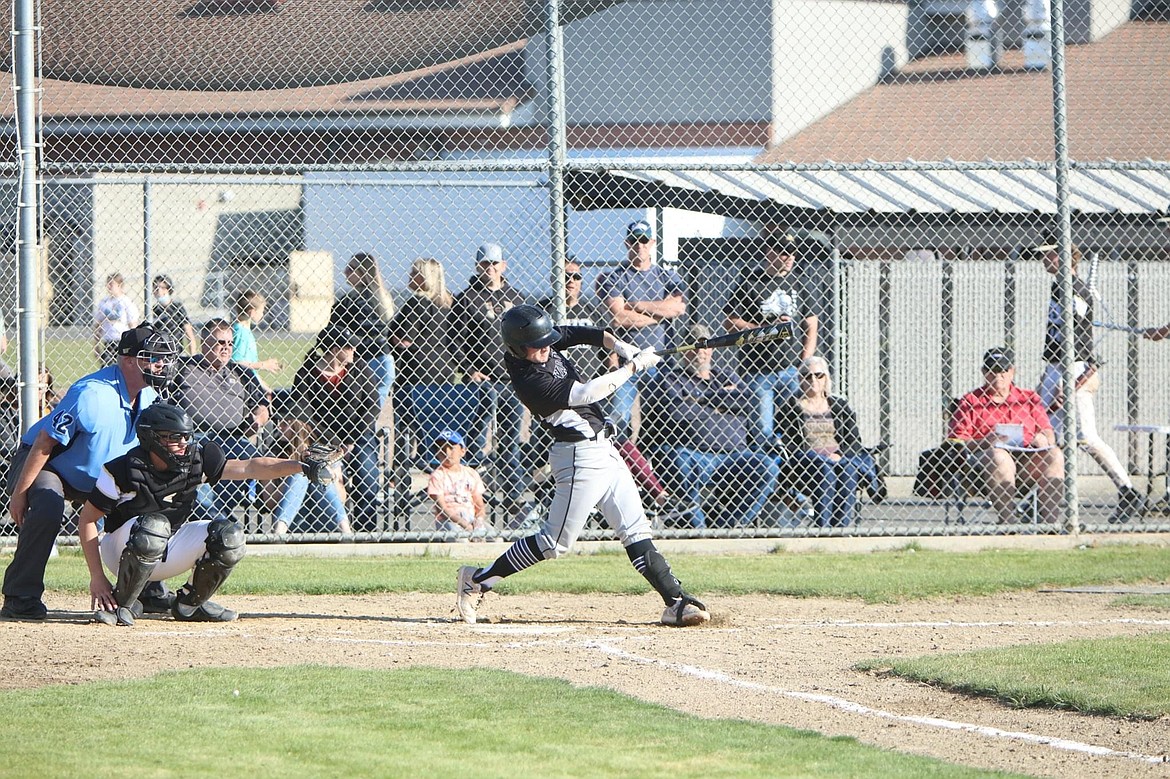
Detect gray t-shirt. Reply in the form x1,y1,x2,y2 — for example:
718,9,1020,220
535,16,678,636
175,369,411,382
596,264,686,352
171,355,267,438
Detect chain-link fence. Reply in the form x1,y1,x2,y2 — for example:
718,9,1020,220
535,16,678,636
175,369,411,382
2,0,1169,544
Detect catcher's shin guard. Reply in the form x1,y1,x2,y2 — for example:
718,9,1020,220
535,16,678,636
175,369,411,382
176,519,246,612
112,513,171,609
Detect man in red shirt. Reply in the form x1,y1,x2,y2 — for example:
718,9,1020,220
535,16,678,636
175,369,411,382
948,347,1065,526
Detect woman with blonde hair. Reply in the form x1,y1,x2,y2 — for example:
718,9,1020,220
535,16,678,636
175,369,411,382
774,355,881,528
329,252,398,409
388,258,458,522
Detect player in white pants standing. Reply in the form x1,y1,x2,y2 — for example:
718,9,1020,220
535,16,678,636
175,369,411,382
456,305,710,627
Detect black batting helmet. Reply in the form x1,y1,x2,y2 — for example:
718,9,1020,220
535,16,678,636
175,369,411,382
500,305,561,358
137,402,195,473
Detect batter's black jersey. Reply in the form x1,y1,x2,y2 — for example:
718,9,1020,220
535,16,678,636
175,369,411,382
87,440,228,533
505,326,609,443
1043,277,1096,364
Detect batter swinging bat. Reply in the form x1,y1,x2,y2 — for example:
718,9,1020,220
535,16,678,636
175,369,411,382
656,321,797,357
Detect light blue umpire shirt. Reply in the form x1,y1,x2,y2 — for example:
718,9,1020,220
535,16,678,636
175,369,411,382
20,365,158,493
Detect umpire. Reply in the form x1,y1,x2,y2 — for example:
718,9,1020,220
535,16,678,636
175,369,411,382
456,305,710,627
1,325,178,620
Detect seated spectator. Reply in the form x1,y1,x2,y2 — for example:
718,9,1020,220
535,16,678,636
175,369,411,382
641,323,780,528
426,429,487,541
171,318,270,521
947,347,1065,526
261,417,350,535
289,324,382,531
774,356,880,528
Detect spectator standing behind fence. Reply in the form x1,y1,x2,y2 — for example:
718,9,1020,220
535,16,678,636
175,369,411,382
151,274,197,355
427,429,487,541
544,256,670,510
389,258,457,519
171,318,270,522
329,252,397,415
949,347,1065,527
290,324,381,531
1033,235,1143,524
641,323,780,528
723,227,823,449
1,325,177,620
231,290,282,390
451,242,528,521
597,220,687,440
93,273,140,367
774,356,881,528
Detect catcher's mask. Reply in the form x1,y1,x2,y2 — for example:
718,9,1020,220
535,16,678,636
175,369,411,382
500,304,561,358
137,402,195,474
120,326,180,390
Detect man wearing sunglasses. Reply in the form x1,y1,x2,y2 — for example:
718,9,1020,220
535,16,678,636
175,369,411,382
596,220,687,438
2,325,178,620
170,318,271,523
724,224,823,449
78,403,336,626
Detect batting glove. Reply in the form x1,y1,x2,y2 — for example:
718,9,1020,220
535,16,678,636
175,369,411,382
611,339,640,362
630,348,661,374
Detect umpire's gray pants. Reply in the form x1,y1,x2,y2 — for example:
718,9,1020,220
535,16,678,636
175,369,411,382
536,436,653,558
2,446,86,603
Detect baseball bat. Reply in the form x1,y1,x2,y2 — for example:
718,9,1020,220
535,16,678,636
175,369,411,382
656,321,797,357
1093,321,1147,335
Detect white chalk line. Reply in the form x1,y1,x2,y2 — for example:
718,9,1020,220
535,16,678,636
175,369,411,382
136,623,1168,765
583,640,1168,766
767,618,1170,629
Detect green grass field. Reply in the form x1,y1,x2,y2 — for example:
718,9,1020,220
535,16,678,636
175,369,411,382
0,667,1022,779
858,634,1170,720
44,332,316,389
40,543,1170,602
6,544,1168,776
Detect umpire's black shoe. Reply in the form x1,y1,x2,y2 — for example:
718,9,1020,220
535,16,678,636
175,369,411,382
1,597,48,621
139,582,176,614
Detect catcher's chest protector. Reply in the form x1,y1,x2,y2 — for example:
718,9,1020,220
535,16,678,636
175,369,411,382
113,447,207,531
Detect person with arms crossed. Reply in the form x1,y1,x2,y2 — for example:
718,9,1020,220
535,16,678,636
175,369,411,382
81,403,340,626
949,347,1065,527
456,304,709,627
1,325,178,620
596,220,687,439
723,227,822,448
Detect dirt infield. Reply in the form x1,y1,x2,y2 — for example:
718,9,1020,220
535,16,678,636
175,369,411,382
2,590,1167,777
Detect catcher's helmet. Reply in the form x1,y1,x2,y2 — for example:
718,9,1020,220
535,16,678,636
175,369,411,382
500,305,561,358
137,402,195,473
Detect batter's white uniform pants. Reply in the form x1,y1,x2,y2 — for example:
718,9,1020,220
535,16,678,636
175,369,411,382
1037,362,1131,489
537,434,653,557
99,519,218,581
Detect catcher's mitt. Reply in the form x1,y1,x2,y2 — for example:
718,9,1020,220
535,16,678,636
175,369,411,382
300,443,345,485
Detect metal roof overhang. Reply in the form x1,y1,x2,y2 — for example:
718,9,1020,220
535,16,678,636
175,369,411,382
565,166,1170,246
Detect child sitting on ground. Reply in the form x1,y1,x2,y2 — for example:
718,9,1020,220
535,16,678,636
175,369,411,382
426,429,487,541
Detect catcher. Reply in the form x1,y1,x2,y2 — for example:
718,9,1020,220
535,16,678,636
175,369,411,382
78,402,342,626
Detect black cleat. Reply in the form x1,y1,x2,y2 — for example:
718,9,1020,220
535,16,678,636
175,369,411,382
1109,487,1145,524
171,599,238,623
1,597,47,621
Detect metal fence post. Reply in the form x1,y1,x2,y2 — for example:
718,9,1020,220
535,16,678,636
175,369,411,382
1049,0,1080,532
13,0,41,432
545,0,567,321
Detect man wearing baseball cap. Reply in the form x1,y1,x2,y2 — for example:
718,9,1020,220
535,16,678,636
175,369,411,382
450,242,528,521
596,219,688,435
2,324,178,620
724,223,823,449
947,347,1065,527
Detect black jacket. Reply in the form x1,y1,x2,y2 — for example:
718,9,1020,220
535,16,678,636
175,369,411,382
774,395,864,457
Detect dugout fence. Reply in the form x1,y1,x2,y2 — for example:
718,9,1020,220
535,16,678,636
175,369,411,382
2,0,1169,544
